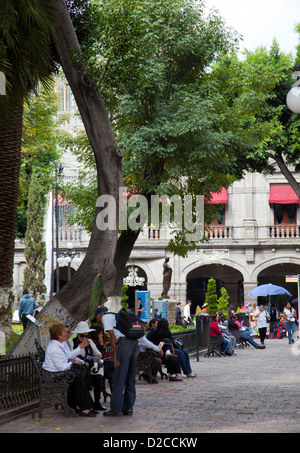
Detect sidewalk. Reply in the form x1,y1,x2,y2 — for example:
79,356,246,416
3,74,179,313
1,337,300,433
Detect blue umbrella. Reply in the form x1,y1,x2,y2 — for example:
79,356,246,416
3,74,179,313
248,283,292,297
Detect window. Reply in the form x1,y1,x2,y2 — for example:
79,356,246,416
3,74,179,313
274,204,296,225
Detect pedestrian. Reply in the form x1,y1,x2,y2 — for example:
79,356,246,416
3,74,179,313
269,304,280,337
255,305,270,345
282,302,297,344
175,303,183,326
18,290,37,329
183,300,193,327
91,306,140,417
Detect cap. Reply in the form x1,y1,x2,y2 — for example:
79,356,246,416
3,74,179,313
91,306,108,323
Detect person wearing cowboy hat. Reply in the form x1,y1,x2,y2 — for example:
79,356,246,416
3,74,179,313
69,321,106,411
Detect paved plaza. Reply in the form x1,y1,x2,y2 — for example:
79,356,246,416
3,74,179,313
1,337,300,434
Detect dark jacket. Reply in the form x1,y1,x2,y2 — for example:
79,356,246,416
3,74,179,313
228,318,239,332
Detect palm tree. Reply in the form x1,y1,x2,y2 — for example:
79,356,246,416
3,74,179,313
0,0,55,338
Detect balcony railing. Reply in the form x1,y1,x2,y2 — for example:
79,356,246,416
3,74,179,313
268,225,300,238
205,226,232,239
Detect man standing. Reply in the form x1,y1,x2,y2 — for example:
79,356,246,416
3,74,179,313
183,300,193,327
18,290,37,329
175,303,183,326
91,306,139,417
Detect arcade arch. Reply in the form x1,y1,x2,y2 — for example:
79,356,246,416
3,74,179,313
186,264,244,313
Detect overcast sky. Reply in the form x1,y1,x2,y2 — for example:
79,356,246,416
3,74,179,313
205,0,300,57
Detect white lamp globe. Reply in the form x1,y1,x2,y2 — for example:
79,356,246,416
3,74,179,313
286,86,300,114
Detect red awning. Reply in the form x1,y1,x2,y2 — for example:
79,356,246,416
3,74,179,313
208,188,228,205
269,184,300,205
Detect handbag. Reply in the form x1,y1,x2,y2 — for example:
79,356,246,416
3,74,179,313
70,362,87,378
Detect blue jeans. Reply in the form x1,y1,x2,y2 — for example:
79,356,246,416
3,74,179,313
221,336,231,353
240,331,260,349
285,321,296,343
110,338,139,415
174,348,192,374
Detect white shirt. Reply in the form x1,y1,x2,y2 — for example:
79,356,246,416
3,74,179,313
256,310,269,329
138,336,161,353
102,313,125,341
42,340,81,372
284,308,296,322
184,303,191,321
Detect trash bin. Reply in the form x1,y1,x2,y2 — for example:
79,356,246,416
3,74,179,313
196,313,210,347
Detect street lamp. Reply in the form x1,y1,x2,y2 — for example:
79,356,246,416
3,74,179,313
57,242,81,283
286,64,300,114
51,163,64,295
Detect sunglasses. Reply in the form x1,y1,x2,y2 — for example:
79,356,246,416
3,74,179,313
78,334,89,338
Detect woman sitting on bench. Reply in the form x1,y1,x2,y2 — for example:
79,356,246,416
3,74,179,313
42,323,97,417
210,314,233,356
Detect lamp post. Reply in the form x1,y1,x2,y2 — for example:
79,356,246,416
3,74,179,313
286,64,300,114
57,242,81,284
54,163,64,294
286,65,300,337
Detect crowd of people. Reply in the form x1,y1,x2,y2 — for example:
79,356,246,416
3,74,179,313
41,307,197,418
40,299,297,418
207,301,298,357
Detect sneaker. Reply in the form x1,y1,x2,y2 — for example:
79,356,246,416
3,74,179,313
186,373,197,378
169,376,183,381
258,345,266,349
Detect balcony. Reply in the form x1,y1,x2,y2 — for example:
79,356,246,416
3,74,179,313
205,226,232,240
268,225,300,239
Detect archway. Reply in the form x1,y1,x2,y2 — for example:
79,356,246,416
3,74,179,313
257,263,300,311
186,264,244,314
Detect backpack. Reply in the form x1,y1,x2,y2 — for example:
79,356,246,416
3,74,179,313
173,337,184,350
115,310,145,340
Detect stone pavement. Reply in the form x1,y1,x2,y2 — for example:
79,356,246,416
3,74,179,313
1,337,300,434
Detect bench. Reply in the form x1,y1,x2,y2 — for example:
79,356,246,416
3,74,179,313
136,351,168,383
30,340,76,418
204,335,224,357
229,331,250,348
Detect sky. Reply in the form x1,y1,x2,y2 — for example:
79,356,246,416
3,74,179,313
205,0,300,57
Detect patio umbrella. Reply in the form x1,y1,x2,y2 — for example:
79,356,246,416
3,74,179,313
248,283,292,298
248,283,292,311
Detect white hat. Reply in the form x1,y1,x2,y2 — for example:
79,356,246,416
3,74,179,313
72,321,95,335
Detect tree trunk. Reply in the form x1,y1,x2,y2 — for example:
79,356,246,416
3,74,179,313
0,98,23,341
8,0,123,356
273,154,300,198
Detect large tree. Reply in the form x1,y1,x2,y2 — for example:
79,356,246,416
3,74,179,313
62,0,280,295
9,0,123,355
